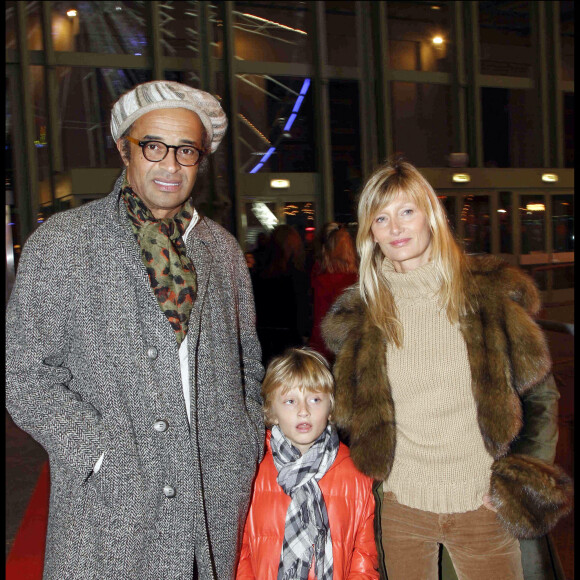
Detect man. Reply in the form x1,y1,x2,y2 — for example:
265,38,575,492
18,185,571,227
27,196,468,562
5,81,265,579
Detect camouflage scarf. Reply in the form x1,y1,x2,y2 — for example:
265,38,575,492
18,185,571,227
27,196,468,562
121,184,197,345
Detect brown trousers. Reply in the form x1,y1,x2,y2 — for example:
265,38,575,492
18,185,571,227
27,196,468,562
381,492,524,580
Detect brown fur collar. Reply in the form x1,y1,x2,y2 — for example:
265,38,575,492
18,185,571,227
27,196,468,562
321,255,572,538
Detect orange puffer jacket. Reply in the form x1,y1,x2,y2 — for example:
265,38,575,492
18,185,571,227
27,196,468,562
237,431,379,579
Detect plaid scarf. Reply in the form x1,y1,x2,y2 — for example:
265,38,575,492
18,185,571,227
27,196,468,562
271,424,339,580
121,184,197,345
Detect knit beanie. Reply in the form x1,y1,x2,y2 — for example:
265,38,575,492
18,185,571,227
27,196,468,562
110,81,228,153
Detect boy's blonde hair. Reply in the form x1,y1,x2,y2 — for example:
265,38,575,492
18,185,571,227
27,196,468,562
261,347,335,427
356,157,473,347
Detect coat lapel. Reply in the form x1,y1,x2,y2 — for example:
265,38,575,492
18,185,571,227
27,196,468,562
187,217,215,316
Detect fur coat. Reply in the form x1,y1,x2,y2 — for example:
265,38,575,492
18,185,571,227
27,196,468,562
321,255,572,541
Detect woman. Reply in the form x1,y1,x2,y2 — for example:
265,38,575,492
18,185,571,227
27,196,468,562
309,225,358,361
321,159,572,580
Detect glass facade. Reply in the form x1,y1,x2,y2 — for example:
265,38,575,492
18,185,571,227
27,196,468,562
4,0,574,294
329,80,361,222
51,2,150,55
388,1,453,73
520,195,546,255
26,1,44,51
498,191,513,254
58,67,153,170
563,92,574,168
237,75,315,173
391,82,453,167
462,195,491,254
325,1,357,67
552,194,574,253
561,1,574,82
479,1,532,78
233,1,313,63
481,87,542,167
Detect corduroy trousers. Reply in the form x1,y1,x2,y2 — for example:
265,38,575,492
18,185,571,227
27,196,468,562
380,492,524,580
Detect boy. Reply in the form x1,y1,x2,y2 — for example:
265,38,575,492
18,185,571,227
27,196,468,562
237,348,379,580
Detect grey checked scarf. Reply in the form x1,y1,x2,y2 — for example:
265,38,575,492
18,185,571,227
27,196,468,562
270,424,339,580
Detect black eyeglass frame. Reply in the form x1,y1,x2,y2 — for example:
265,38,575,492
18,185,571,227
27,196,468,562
126,136,206,167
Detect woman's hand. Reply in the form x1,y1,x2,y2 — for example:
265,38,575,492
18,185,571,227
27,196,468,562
482,493,498,512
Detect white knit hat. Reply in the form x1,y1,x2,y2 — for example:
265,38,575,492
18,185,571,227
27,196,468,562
110,81,228,154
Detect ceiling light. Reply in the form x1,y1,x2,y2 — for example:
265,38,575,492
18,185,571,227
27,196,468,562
67,9,77,17
526,204,545,211
432,36,444,45
542,173,558,183
270,179,290,189
452,173,470,183
497,209,507,213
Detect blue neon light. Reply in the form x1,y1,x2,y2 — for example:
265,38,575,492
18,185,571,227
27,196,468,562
261,147,276,163
250,78,311,173
283,113,298,132
249,162,264,174
292,96,304,113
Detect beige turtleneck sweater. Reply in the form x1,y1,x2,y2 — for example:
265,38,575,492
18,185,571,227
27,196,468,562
381,259,493,514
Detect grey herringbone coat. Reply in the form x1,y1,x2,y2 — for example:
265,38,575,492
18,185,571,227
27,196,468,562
5,173,265,580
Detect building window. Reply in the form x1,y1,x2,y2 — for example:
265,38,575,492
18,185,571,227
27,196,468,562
520,195,545,254
481,87,542,167
387,1,453,73
26,1,44,50
57,67,152,169
160,2,224,60
233,1,313,63
51,1,149,55
325,1,358,67
5,2,17,50
237,75,315,173
563,93,574,168
552,194,574,252
438,195,456,233
160,1,201,58
498,191,513,254
329,80,361,222
560,1,574,82
479,1,532,78
462,195,491,255
391,82,453,167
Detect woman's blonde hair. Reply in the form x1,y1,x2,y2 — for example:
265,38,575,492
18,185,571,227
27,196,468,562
261,347,335,427
356,157,472,347
321,227,358,274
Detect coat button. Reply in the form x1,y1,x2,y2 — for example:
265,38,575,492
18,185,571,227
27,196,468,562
146,347,158,360
163,485,176,498
153,419,168,432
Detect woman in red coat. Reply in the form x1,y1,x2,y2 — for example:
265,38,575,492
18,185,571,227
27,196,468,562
237,348,378,580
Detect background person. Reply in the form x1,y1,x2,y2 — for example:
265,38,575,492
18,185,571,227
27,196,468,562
309,225,358,361
322,158,572,580
5,81,264,580
253,224,311,365
237,347,379,580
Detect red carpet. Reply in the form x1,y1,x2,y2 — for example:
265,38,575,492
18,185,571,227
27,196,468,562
6,462,49,580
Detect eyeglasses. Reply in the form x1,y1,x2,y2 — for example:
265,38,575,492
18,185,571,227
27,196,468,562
126,136,205,167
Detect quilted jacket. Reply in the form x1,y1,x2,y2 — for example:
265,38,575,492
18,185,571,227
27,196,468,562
237,430,379,579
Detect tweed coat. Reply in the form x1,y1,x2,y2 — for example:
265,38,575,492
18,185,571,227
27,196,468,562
321,255,572,551
5,172,265,580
